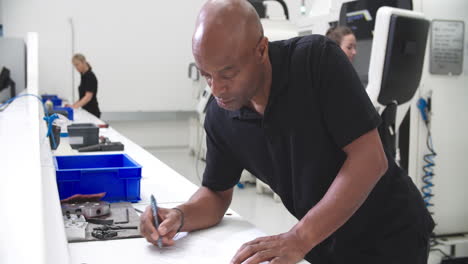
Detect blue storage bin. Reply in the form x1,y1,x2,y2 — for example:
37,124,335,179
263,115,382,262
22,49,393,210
54,154,142,202
53,106,74,120
41,94,62,106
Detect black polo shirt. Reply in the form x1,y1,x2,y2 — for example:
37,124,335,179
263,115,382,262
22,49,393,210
79,69,101,118
202,35,434,263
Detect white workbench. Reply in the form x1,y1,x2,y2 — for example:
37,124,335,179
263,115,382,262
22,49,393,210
60,108,273,263
0,93,445,264
0,85,280,264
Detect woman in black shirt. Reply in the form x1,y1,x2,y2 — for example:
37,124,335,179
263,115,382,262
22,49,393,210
68,53,101,118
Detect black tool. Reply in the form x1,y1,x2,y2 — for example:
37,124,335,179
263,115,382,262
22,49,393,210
91,229,118,240
91,225,138,240
78,141,124,152
93,225,138,231
87,218,114,225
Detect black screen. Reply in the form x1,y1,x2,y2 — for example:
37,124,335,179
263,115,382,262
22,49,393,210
339,0,413,40
0,67,11,92
378,15,430,105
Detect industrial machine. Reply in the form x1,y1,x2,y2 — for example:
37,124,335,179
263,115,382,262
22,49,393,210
366,7,429,159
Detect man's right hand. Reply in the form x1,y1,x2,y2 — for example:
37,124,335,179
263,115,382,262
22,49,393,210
140,206,182,247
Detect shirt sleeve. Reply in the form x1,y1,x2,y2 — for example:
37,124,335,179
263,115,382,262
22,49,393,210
318,40,381,149
202,103,244,191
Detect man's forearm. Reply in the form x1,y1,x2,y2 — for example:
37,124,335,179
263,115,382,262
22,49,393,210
176,187,233,232
292,159,384,252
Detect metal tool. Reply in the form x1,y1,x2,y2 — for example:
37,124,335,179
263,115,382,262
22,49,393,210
91,229,118,240
78,141,124,152
63,213,87,240
91,224,138,240
93,225,138,231
62,201,111,218
86,218,114,225
115,208,129,224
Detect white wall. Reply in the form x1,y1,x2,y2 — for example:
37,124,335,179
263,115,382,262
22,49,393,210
0,0,308,113
0,0,3,24
410,0,468,236
2,0,205,112
3,0,75,106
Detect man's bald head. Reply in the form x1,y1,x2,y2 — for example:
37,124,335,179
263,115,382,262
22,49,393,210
192,0,271,112
193,0,264,62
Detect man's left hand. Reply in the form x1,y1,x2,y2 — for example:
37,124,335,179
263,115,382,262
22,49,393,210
231,231,308,264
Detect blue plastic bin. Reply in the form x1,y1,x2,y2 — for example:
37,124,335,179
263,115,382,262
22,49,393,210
54,154,142,202
53,106,74,120
41,94,62,106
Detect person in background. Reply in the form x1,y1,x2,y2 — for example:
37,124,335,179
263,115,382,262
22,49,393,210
326,26,357,62
67,53,101,118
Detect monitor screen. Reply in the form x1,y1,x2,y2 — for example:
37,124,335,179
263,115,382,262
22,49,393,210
339,0,413,40
0,67,11,92
0,67,14,104
338,0,413,86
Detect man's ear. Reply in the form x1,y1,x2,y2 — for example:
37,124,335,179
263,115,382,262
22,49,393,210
257,37,269,62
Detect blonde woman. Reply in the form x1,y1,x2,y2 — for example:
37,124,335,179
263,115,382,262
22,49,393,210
67,54,101,118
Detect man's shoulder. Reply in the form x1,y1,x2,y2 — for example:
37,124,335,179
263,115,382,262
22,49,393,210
270,35,335,71
273,34,330,52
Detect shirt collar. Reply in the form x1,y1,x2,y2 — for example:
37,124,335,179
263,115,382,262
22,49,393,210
228,107,262,120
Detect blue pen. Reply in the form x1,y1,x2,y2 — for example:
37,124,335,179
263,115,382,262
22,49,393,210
150,194,163,248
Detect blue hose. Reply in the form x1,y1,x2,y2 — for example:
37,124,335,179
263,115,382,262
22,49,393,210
418,97,436,210
422,134,436,208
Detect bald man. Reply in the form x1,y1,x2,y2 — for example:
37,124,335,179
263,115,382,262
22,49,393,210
140,0,434,263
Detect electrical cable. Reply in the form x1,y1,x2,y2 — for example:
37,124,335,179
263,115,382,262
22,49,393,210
0,93,46,113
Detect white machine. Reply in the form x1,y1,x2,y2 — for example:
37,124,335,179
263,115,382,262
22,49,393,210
366,7,428,125
365,7,429,159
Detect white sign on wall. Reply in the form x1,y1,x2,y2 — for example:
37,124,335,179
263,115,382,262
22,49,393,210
430,20,465,75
